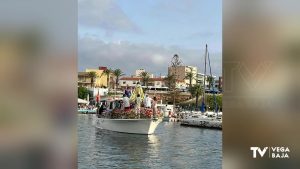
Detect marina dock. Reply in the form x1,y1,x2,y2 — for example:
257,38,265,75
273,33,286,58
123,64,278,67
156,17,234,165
181,118,222,129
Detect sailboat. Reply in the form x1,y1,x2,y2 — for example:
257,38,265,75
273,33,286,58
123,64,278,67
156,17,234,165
202,44,222,117
181,44,222,129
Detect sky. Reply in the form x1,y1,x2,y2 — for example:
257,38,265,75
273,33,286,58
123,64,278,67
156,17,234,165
78,0,222,76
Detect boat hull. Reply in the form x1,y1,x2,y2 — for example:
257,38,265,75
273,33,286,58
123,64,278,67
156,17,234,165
93,116,161,135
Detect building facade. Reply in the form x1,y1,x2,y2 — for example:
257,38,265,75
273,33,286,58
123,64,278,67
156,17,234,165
78,72,92,88
135,69,145,77
196,73,219,90
85,67,108,88
119,77,166,89
168,65,197,88
214,76,223,92
78,66,111,88
134,69,154,78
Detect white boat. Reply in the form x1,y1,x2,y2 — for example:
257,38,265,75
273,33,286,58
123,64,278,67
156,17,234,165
180,110,222,129
181,112,222,129
180,44,222,129
93,117,162,135
181,117,222,129
78,108,97,114
93,98,162,135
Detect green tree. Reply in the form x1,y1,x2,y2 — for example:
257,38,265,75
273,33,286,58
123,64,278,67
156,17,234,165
164,74,180,104
140,71,150,87
101,68,113,89
207,76,215,90
78,87,89,99
206,94,222,111
113,69,125,90
190,84,203,110
170,54,183,111
88,71,98,87
185,68,196,92
164,74,176,90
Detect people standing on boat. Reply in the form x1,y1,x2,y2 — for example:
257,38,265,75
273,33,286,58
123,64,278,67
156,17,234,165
97,102,106,117
124,85,131,98
135,94,142,118
144,95,152,108
123,94,130,111
152,97,158,119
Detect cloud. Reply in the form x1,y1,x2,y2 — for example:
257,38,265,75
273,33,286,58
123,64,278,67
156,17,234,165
155,0,199,14
78,0,140,35
185,31,215,39
78,36,222,76
151,54,168,65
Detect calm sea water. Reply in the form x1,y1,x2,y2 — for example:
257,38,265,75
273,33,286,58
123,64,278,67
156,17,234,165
78,114,222,169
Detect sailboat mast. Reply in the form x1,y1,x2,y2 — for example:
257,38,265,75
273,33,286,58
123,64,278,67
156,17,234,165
203,44,207,105
207,50,219,113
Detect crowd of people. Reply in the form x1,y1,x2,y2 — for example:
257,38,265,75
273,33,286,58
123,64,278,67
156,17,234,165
122,93,158,118
97,82,158,119
78,104,96,110
123,82,158,118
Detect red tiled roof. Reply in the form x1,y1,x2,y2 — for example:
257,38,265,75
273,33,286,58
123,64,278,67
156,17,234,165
99,66,107,70
150,78,164,81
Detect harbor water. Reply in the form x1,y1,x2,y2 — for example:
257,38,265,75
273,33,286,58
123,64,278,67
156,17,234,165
78,114,222,169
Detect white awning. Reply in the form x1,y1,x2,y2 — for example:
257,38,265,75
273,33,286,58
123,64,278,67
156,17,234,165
78,98,89,104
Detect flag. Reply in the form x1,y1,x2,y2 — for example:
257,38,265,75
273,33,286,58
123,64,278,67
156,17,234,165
96,89,100,103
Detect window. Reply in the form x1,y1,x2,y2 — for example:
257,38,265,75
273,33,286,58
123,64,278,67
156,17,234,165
123,81,126,84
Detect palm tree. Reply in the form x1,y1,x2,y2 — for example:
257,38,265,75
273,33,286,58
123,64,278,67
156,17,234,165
164,74,179,103
88,71,98,88
140,71,150,87
185,68,196,92
101,68,113,89
190,84,203,110
207,76,215,90
113,69,125,90
164,74,176,90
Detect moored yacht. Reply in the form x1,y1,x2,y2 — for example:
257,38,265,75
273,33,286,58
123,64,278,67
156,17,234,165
180,44,222,129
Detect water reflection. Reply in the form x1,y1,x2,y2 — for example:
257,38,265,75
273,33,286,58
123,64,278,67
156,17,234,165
78,115,222,169
93,129,161,168
147,135,160,159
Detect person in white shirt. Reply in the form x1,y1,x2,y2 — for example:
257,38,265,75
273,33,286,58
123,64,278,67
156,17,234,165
123,94,130,111
144,95,152,108
152,96,158,119
135,94,142,118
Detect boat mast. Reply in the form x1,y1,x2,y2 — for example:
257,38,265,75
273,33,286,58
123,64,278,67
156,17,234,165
201,44,208,112
207,50,219,113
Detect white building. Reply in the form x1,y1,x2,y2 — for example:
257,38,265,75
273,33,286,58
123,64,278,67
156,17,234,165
135,69,154,78
89,87,109,97
197,73,217,89
119,77,166,89
135,69,145,77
